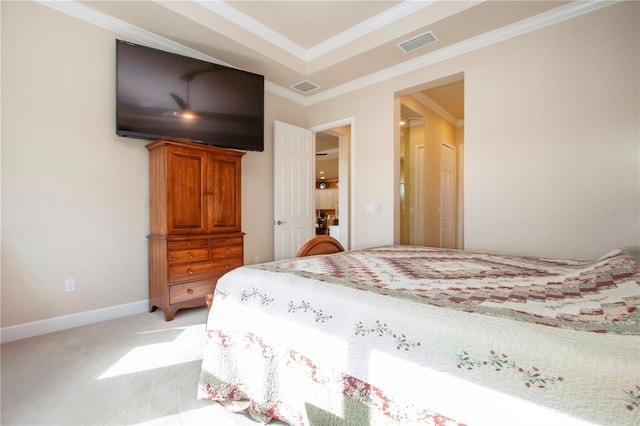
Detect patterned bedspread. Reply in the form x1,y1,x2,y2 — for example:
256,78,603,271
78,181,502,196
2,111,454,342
198,246,640,425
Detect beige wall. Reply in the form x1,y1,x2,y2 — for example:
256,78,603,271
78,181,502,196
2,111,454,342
463,2,638,257
0,2,304,327
2,1,638,329
309,0,639,258
2,2,149,326
309,84,398,249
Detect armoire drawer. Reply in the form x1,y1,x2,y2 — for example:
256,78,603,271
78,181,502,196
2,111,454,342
167,239,209,250
212,244,243,259
169,247,210,264
211,236,244,246
168,258,243,283
169,261,217,283
169,280,214,304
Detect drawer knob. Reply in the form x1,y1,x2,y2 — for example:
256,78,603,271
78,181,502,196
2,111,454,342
188,252,193,258
187,269,193,275
225,264,231,270
187,288,194,294
225,249,230,255
187,241,192,247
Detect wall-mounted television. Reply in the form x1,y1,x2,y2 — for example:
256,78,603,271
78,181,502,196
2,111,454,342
116,40,264,152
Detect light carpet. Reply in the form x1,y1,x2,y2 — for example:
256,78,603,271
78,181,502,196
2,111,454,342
1,307,282,425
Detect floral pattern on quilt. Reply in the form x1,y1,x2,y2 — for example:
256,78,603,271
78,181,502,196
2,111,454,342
252,246,640,334
288,300,333,323
455,349,638,415
241,287,274,305
625,386,640,411
355,320,422,351
456,350,564,388
198,330,464,426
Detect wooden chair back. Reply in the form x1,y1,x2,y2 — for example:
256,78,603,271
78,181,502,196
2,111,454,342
295,235,345,257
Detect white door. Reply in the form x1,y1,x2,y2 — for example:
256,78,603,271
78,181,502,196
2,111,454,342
273,121,315,260
440,144,456,248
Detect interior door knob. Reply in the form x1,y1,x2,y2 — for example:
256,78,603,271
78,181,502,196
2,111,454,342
275,220,286,225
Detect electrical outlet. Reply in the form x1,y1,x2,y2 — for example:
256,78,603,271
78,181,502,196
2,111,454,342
65,278,76,293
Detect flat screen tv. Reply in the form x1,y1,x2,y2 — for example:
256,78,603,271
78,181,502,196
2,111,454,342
116,40,264,152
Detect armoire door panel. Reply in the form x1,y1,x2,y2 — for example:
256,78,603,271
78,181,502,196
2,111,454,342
208,156,241,231
167,148,207,234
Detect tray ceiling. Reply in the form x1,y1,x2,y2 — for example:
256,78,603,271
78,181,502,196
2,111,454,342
46,0,610,111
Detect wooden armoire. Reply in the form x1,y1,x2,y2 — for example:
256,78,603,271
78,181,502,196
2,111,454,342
146,139,245,320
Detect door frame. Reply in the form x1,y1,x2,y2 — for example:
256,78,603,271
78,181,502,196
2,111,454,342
311,117,355,250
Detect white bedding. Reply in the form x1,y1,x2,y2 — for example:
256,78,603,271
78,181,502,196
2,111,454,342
198,246,640,425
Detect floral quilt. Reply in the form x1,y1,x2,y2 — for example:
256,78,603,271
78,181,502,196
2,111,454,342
198,246,640,425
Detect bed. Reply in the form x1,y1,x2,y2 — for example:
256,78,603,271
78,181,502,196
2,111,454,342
197,244,640,425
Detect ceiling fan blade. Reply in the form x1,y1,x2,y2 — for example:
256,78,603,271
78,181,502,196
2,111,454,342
169,93,188,110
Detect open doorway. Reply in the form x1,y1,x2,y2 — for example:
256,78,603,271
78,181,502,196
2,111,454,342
400,112,425,246
398,74,464,249
313,123,351,250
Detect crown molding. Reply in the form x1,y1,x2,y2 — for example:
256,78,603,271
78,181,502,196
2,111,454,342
264,80,309,105
196,0,434,62
34,0,234,67
37,0,619,107
304,0,619,105
195,0,307,60
36,0,304,103
306,1,435,61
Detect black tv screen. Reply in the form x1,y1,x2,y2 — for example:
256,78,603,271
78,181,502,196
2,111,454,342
116,40,264,152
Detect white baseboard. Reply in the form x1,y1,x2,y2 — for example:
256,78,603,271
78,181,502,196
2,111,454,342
0,300,149,344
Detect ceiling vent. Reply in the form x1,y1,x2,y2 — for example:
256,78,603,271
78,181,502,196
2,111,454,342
292,80,320,94
398,31,437,53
